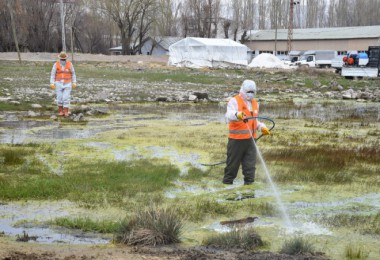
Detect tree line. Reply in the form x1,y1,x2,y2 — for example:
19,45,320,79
1,0,379,55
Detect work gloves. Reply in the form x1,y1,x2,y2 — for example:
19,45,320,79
261,127,270,135
50,83,77,89
236,111,246,121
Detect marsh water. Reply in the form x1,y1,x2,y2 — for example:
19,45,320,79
1,100,378,144
1,99,379,247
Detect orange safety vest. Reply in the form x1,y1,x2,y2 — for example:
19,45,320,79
229,95,259,139
55,61,72,83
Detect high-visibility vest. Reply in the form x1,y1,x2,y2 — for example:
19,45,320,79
55,61,72,83
229,95,259,139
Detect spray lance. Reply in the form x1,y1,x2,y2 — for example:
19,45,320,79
200,116,275,166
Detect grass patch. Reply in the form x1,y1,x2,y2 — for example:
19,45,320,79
202,228,264,250
52,217,118,233
0,159,179,207
175,197,236,222
264,145,379,183
0,146,35,165
76,66,236,85
280,236,316,255
319,212,380,235
345,243,369,259
114,205,183,246
250,202,278,217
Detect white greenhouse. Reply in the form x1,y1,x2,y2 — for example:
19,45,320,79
168,37,250,68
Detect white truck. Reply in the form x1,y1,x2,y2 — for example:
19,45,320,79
331,56,344,73
341,46,380,78
283,51,304,66
295,50,337,68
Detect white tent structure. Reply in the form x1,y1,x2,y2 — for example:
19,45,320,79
168,37,249,68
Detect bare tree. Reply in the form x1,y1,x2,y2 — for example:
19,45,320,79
136,0,156,54
99,0,152,55
180,0,220,38
154,0,181,36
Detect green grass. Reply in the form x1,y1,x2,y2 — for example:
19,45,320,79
174,197,236,222
319,212,380,235
202,228,264,250
280,236,316,255
0,158,179,207
264,145,379,183
345,243,369,259
52,217,119,233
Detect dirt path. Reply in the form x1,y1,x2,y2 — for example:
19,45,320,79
0,52,168,65
0,237,173,260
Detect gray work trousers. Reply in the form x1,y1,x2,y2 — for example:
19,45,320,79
55,82,72,108
223,138,256,184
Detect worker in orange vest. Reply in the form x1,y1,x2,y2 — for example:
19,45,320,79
223,80,270,185
50,51,77,117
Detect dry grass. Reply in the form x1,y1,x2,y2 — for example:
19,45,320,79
115,205,183,246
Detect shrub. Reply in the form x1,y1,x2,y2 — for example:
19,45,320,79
280,236,315,255
114,205,183,246
345,244,369,259
202,228,264,250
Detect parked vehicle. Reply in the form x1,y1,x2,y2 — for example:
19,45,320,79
331,57,344,73
283,51,304,66
295,50,337,68
341,46,380,78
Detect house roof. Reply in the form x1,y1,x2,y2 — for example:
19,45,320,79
172,37,248,48
109,37,183,52
247,25,380,41
152,37,183,50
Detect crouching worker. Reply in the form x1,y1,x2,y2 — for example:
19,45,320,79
223,80,270,185
50,51,77,117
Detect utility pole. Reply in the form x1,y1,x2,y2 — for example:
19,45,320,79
274,0,281,55
71,27,74,62
287,0,299,53
60,0,66,52
287,0,294,53
7,0,21,64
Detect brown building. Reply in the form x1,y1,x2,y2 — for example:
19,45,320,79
245,25,380,57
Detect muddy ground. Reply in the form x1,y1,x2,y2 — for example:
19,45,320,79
0,239,328,260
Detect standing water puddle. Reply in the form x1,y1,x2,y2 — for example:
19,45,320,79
0,201,111,244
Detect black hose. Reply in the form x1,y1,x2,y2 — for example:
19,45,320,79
200,116,275,167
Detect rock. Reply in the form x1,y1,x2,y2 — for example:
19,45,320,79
320,85,329,90
73,113,85,122
156,97,168,102
360,92,372,100
332,85,344,91
342,93,352,99
192,92,209,100
31,104,42,108
188,94,197,101
27,110,38,117
50,115,58,120
9,101,20,105
313,80,321,87
330,80,339,87
3,77,13,81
